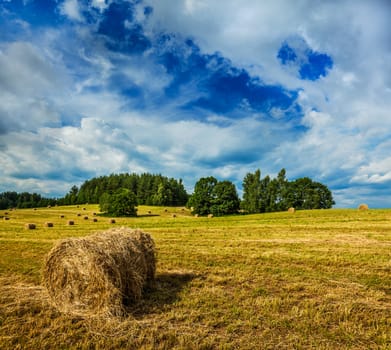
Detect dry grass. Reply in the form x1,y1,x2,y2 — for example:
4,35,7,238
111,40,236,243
0,205,390,349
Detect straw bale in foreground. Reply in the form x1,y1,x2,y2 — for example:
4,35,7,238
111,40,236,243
43,227,156,317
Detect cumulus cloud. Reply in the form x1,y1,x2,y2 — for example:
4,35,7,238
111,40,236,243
0,0,390,207
60,0,84,22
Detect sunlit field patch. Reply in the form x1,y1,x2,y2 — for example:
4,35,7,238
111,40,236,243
0,206,390,349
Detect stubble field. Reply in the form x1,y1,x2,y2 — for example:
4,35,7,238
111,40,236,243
0,205,390,349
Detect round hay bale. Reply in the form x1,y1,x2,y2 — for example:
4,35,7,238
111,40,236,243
44,222,54,228
59,215,65,218
92,218,98,222
288,207,295,213
208,214,214,218
109,219,116,224
25,223,36,230
77,213,81,217
358,203,369,211
67,220,74,226
83,216,89,220
3,217,10,221
43,227,156,317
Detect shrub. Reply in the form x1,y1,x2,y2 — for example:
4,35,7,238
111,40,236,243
99,188,138,217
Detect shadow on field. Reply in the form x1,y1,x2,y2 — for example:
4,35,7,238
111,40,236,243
136,214,160,217
129,272,197,316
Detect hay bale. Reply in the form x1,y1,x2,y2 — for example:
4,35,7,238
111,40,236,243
83,216,89,220
358,203,369,211
288,207,295,213
44,222,54,228
3,217,10,221
43,227,156,317
109,219,116,224
93,218,98,222
67,220,74,226
59,215,65,218
25,223,36,230
208,214,214,218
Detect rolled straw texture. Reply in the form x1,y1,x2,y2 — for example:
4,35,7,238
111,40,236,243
43,227,155,317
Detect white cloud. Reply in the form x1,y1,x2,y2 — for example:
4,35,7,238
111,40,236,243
60,0,84,22
1,0,390,207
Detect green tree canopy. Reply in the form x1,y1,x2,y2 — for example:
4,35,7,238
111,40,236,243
241,169,334,213
210,180,241,216
187,177,240,216
59,172,188,206
99,188,138,217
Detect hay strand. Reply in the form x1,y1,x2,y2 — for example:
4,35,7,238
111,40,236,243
42,227,156,317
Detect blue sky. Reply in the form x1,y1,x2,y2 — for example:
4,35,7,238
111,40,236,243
0,0,390,207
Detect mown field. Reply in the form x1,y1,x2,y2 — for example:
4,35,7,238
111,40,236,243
0,205,390,349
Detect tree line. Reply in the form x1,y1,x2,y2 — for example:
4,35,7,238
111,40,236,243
59,173,189,207
0,191,57,210
0,169,334,215
187,169,334,216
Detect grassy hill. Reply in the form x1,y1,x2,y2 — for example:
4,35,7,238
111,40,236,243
0,206,390,349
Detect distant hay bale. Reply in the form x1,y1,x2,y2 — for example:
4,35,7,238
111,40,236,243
194,214,199,218
77,213,81,217
109,219,116,224
208,214,214,218
3,217,10,221
172,214,177,218
59,215,65,218
358,203,369,211
25,223,36,230
44,222,54,228
288,207,296,213
67,220,74,226
93,218,98,222
83,216,89,220
42,227,156,317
